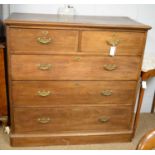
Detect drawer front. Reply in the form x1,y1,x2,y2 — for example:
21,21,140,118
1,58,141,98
9,28,78,54
11,55,141,80
81,31,145,55
13,105,132,133
12,81,136,106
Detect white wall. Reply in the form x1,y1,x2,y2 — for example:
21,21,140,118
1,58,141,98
4,4,155,112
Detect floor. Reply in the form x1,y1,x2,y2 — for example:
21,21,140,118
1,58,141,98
0,113,155,150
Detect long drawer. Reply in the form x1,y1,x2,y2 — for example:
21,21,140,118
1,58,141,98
9,28,78,54
13,105,132,134
12,81,137,106
81,31,145,55
11,55,141,80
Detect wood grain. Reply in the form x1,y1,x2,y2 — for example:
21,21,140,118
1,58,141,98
9,28,78,53
11,55,141,80
13,105,132,134
5,13,150,146
81,31,145,55
10,131,133,147
5,13,151,30
0,45,7,116
12,81,137,106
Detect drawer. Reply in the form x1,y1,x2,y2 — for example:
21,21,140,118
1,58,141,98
9,28,78,54
81,31,145,55
13,105,132,133
11,55,141,80
12,81,137,106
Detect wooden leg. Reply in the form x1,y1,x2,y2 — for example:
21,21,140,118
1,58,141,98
133,86,145,137
151,92,155,113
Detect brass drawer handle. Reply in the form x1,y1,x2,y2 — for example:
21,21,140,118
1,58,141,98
37,37,52,44
37,90,51,97
106,34,120,46
37,117,51,124
38,64,52,71
99,117,110,123
101,90,112,96
103,64,117,71
106,39,120,46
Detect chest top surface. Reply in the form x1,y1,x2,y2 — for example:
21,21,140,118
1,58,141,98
5,13,151,30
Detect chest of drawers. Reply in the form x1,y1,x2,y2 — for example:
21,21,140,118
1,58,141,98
5,13,151,147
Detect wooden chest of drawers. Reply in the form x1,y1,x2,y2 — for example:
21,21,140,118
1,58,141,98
5,13,151,146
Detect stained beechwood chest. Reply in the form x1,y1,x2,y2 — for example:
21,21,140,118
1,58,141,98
5,13,151,147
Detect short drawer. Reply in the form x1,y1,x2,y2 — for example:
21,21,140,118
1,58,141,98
81,31,145,55
11,55,141,80
9,28,78,54
13,105,132,134
12,81,137,106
